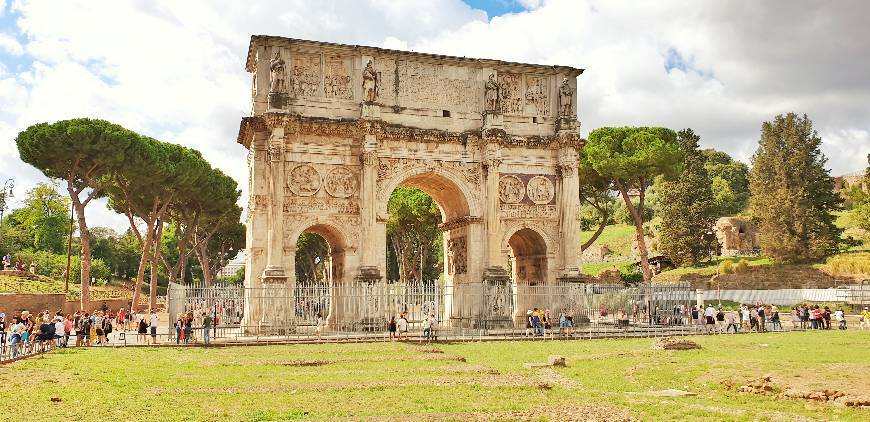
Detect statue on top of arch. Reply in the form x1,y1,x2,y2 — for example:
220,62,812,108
558,77,573,117
484,73,501,112
362,60,379,103
269,52,287,93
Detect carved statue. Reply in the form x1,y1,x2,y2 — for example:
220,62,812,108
362,60,378,102
484,73,500,112
269,52,287,93
558,77,573,117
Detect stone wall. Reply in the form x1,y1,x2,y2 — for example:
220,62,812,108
714,217,759,256
0,294,132,318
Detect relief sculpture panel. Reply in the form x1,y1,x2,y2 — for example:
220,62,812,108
290,54,321,98
323,56,352,99
527,176,555,204
498,73,523,115
446,236,467,275
324,166,359,198
498,175,525,204
397,61,478,112
524,75,550,116
286,164,322,196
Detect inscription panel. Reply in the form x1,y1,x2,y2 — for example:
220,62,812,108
500,204,558,220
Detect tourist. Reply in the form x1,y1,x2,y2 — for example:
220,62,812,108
861,307,870,330
9,318,23,358
757,305,766,332
740,305,751,332
174,317,183,344
53,316,64,347
102,313,113,344
543,309,552,337
149,309,159,345
203,312,213,345
565,309,574,337
809,305,818,329
532,308,544,336
822,306,831,330
94,311,104,345
15,258,24,271
770,306,781,331
63,314,73,347
715,307,725,332
184,313,193,344
37,316,54,351
690,306,700,329
314,312,323,340
790,307,800,329
724,309,738,333
396,313,408,340
524,310,533,337
704,304,716,333
835,308,846,330
421,315,432,342
0,314,5,354
137,315,148,344
78,313,91,347
2,253,11,269
388,316,397,341
558,310,567,337
430,314,438,341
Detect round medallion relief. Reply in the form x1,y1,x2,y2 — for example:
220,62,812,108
527,176,554,204
498,175,525,204
287,165,322,197
324,166,358,198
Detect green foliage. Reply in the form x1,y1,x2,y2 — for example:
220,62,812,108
703,149,750,216
824,252,870,276
749,113,842,263
0,182,69,255
656,129,718,267
612,198,653,225
295,232,330,282
718,259,733,275
11,249,110,282
91,227,141,279
386,187,443,281
586,126,684,280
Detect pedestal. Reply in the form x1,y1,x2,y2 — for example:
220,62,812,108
483,111,503,129
556,116,578,133
268,92,288,109
361,102,381,119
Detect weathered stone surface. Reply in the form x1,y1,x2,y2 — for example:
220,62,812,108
239,36,586,326
653,337,702,350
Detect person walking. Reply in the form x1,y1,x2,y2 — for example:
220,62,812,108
740,305,751,332
203,312,213,345
770,306,781,331
704,304,716,333
137,315,148,344
79,313,92,347
149,310,159,345
174,317,183,345
396,313,408,341
388,316,397,341
861,307,870,330
725,310,738,333
790,307,800,330
835,308,846,330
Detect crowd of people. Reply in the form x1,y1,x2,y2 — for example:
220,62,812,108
679,303,870,333
0,307,163,359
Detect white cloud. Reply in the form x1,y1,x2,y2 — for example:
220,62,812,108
0,33,23,55
0,0,867,233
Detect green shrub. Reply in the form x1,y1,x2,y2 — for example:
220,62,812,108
734,259,750,273
718,260,733,275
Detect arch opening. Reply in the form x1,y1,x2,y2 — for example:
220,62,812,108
507,228,548,283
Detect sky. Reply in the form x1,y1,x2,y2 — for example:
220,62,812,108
1,0,868,232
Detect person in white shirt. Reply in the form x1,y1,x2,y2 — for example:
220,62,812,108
704,305,716,332
396,314,408,341
834,308,846,330
740,305,751,332
149,310,159,345
53,317,65,347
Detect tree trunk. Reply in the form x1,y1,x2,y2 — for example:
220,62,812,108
131,218,155,311
195,243,213,286
67,185,91,311
581,213,608,251
616,182,653,281
149,219,164,310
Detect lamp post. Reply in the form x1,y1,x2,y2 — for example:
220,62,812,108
0,178,14,229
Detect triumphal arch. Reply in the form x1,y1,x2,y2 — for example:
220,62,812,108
237,36,584,327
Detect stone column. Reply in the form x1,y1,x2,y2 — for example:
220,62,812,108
482,141,509,282
557,145,581,278
261,127,288,283
356,125,382,283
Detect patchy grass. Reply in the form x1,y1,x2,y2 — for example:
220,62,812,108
581,224,637,258
653,256,773,283
581,260,634,277
0,274,130,300
1,331,868,421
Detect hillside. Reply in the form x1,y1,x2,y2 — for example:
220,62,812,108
0,273,132,301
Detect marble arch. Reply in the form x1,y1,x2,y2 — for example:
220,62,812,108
237,36,585,325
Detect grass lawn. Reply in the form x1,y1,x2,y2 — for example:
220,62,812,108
653,256,773,282
580,223,637,258
1,331,868,421
0,274,130,300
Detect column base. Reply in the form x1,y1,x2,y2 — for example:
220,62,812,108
482,266,510,283
556,116,578,133
260,265,288,283
354,266,382,283
556,273,589,284
268,92,289,109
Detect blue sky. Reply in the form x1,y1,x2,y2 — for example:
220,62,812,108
462,0,530,17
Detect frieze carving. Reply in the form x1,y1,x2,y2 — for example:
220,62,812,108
498,73,523,114
439,215,483,231
283,197,360,215
527,176,555,204
500,204,558,220
398,61,478,112
498,175,525,204
290,54,320,98
525,75,550,116
324,166,359,198
324,57,352,99
446,236,467,275
333,215,361,247
375,157,482,204
253,194,269,210
286,164,322,197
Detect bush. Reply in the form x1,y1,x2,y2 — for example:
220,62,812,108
10,249,111,283
718,260,733,275
734,259,750,273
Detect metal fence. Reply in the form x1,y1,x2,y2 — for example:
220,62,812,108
165,280,698,341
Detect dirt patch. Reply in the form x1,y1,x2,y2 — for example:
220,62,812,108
279,359,331,367
730,375,870,408
654,337,701,350
367,404,634,421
